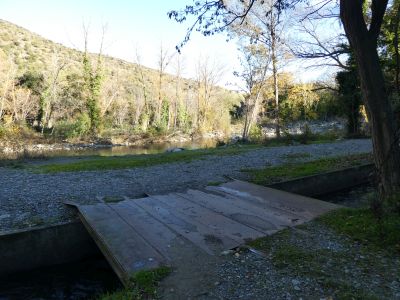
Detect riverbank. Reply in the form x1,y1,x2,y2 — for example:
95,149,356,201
0,130,224,159
0,139,372,232
0,119,348,158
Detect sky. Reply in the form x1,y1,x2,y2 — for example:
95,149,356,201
0,0,335,88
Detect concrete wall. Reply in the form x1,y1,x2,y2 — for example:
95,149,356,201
0,163,375,277
268,163,374,197
0,221,100,277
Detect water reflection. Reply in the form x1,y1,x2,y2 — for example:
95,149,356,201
41,139,218,158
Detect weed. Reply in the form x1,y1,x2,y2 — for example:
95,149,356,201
281,152,311,162
103,196,125,203
317,208,400,253
98,266,171,300
247,211,392,299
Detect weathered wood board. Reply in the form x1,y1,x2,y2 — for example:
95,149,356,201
73,180,340,285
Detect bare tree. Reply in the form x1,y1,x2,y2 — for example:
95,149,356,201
170,0,400,203
40,49,67,132
0,55,16,121
100,66,120,118
195,55,225,132
133,47,151,130
231,0,290,137
10,87,37,123
235,43,271,140
156,43,175,125
172,54,186,130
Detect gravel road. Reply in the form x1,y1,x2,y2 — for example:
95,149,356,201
0,139,372,232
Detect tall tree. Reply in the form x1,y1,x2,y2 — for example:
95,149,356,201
169,0,400,202
82,23,105,135
340,0,400,199
335,49,362,137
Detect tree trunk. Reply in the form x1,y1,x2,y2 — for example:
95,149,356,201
270,12,280,138
340,0,400,199
242,88,263,140
157,72,163,124
393,2,400,96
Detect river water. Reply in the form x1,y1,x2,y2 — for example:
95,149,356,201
0,257,121,300
33,138,218,158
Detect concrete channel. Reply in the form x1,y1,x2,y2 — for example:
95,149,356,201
0,163,375,278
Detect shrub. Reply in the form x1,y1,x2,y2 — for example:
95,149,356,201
249,125,263,142
53,113,91,139
0,125,5,138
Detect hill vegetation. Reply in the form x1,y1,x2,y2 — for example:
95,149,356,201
0,19,364,148
0,19,242,143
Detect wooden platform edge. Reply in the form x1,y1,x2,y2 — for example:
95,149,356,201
77,210,131,286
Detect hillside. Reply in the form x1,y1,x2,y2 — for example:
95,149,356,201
0,19,176,89
0,19,242,144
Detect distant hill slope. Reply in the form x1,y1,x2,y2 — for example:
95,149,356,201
0,19,184,89
0,19,242,138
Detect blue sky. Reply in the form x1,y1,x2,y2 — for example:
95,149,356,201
0,0,242,85
0,0,334,86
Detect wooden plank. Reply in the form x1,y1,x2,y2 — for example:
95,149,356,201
151,194,266,242
78,203,165,285
208,180,340,220
74,180,339,288
133,196,244,255
108,200,193,260
177,189,297,232
203,188,308,223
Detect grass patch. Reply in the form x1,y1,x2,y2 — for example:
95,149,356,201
247,208,397,299
0,159,24,169
103,196,125,203
248,229,323,274
249,230,380,299
33,144,262,173
317,208,400,252
243,152,372,185
281,152,311,162
207,181,225,186
98,266,171,300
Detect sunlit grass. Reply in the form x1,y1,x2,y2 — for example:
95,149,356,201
33,144,262,173
248,208,399,299
243,152,372,185
317,208,400,252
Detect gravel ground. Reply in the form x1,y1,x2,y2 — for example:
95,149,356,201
0,139,372,232
210,222,400,300
158,217,399,300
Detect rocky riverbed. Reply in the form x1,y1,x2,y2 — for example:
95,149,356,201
0,139,372,232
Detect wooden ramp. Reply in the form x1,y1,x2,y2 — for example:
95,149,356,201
73,180,339,285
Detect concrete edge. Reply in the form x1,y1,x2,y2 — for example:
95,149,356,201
0,220,100,277
267,163,375,197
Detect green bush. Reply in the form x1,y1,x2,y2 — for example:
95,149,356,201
249,125,263,142
53,113,91,139
0,125,5,138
